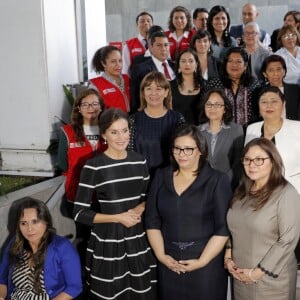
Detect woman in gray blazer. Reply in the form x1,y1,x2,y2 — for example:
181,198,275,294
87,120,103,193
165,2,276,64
198,88,244,188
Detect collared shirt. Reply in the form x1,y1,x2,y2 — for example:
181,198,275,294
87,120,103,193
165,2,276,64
151,55,176,80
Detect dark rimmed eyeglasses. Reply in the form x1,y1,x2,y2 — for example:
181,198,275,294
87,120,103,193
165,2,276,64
241,157,270,166
173,146,197,156
80,102,100,109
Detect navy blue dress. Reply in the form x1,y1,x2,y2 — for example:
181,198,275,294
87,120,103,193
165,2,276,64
145,162,232,300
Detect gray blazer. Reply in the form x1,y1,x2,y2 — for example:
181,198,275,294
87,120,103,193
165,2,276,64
198,121,244,188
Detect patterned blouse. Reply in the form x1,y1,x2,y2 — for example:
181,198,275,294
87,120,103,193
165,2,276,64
11,252,49,300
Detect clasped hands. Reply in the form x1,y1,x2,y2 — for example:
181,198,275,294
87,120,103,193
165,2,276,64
160,254,204,274
225,259,264,284
118,206,144,228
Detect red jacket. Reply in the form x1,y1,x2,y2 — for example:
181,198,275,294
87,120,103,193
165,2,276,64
62,124,107,202
90,75,130,112
126,37,146,65
165,29,195,61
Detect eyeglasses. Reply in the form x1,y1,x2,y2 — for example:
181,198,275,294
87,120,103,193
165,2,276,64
173,146,197,156
241,157,270,166
205,103,225,109
244,31,258,36
259,100,282,107
80,102,100,109
282,33,297,40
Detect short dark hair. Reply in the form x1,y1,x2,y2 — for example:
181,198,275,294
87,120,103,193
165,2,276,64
99,108,128,135
199,88,233,124
170,124,208,175
190,29,213,54
258,86,285,103
147,25,164,40
193,8,209,20
136,11,153,24
149,31,168,46
260,55,287,79
91,45,121,73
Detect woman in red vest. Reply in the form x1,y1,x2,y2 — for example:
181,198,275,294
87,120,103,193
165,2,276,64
90,45,131,112
165,6,195,62
58,89,107,204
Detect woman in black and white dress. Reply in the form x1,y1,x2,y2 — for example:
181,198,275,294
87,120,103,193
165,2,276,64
73,108,157,300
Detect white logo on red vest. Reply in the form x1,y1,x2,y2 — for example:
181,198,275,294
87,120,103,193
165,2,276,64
132,48,143,53
103,88,116,95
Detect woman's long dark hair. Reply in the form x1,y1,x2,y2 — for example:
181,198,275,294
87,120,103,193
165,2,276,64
220,47,253,88
9,197,56,293
207,5,233,47
71,88,105,142
170,124,208,175
174,48,204,90
231,138,287,210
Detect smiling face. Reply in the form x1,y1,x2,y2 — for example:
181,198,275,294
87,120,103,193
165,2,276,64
102,118,130,155
143,80,169,109
173,135,201,171
102,50,122,78
204,92,225,122
212,11,228,33
178,52,197,75
258,91,284,121
243,24,259,47
172,11,188,32
263,61,286,87
226,52,247,80
243,145,272,188
19,208,47,250
79,94,102,125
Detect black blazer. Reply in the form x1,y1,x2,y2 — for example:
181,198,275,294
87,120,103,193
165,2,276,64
283,82,300,121
130,58,174,113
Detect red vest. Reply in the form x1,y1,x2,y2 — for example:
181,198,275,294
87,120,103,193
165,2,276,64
165,29,195,61
126,37,146,65
90,75,130,112
62,124,107,202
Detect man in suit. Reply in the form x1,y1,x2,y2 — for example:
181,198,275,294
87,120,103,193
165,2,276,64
121,11,153,76
230,3,270,49
130,31,175,113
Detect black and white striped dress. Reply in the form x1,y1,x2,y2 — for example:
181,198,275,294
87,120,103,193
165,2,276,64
11,252,49,300
74,151,157,299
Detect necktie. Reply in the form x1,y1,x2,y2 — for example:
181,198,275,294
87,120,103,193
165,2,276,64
143,38,148,49
162,62,171,80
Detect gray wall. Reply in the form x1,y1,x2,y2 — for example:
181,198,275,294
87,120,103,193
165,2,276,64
105,0,300,43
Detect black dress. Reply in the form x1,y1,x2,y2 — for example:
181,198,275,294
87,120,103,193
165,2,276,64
145,163,232,300
128,110,185,177
74,151,157,300
170,80,204,125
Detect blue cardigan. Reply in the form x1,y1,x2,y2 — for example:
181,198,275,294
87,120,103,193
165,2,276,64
0,235,82,298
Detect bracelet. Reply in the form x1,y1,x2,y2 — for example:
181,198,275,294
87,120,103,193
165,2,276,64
248,268,257,283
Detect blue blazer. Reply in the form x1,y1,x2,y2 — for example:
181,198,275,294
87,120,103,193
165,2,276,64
0,235,82,298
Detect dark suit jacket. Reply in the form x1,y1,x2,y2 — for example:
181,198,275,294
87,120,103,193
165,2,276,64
230,24,266,44
283,82,300,121
130,58,174,113
207,55,221,80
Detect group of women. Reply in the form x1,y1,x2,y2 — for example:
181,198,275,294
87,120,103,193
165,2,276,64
0,5,300,300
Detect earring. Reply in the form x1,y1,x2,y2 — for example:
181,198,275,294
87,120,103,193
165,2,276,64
103,138,107,144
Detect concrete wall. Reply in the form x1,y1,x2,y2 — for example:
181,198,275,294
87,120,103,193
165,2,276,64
105,0,300,43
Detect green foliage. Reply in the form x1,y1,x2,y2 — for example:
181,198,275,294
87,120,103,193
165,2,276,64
63,84,75,107
0,176,42,195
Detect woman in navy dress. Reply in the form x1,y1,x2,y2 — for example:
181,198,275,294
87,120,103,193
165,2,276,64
145,124,232,300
